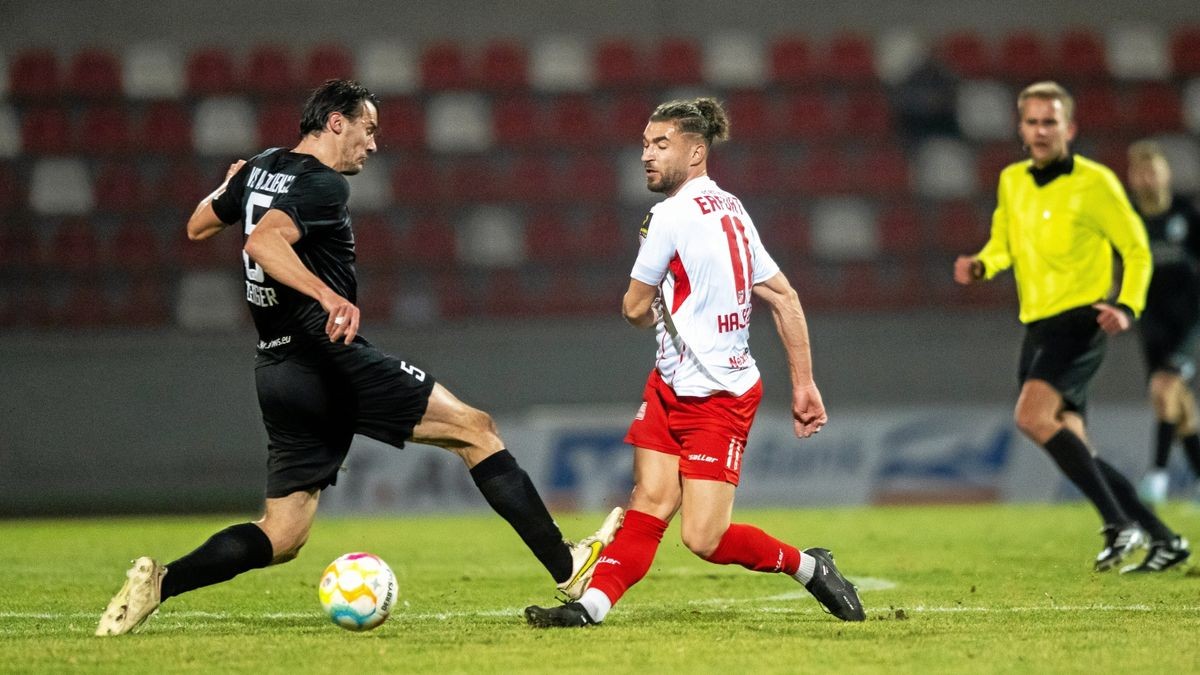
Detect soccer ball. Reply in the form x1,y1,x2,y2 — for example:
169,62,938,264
318,552,397,631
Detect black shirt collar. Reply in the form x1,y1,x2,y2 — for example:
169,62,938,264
1028,153,1075,187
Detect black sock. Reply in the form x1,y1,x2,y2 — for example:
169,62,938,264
1182,434,1200,476
160,523,275,601
1042,429,1129,526
469,449,572,583
1095,457,1175,542
1154,420,1177,469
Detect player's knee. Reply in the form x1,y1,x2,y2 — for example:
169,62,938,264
680,524,721,559
1013,406,1051,440
270,530,309,564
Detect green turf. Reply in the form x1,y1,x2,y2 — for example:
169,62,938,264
2,503,1198,674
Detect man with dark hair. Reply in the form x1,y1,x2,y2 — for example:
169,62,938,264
954,81,1189,573
1126,140,1200,510
95,80,621,636
524,97,863,628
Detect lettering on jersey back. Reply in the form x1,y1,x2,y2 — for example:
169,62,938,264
693,193,745,216
246,281,278,307
246,166,297,195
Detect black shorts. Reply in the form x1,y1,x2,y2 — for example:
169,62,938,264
1018,306,1106,415
255,338,436,498
1140,308,1200,380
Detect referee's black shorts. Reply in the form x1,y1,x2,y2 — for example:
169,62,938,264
1018,305,1106,415
255,337,436,498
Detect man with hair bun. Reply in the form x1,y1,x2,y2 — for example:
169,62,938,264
525,97,864,627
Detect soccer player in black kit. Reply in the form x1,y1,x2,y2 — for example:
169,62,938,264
96,80,621,636
1128,141,1200,523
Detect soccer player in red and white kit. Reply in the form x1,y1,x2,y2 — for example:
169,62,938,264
525,98,865,627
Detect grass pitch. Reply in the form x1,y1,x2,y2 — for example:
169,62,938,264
2,503,1199,674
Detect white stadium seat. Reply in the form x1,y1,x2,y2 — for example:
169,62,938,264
346,159,393,211
457,205,525,268
914,136,978,199
192,97,257,155
426,92,492,152
29,158,93,215
956,79,1014,141
529,36,593,92
810,197,879,261
122,43,185,99
174,270,243,331
356,41,419,95
875,28,927,86
1156,134,1200,192
703,32,767,88
1107,25,1170,80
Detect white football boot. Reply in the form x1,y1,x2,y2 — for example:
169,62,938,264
95,557,166,636
558,507,624,600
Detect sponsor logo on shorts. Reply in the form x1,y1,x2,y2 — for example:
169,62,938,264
635,402,647,421
687,454,719,463
258,335,292,350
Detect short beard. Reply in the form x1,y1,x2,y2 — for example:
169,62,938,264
648,167,686,195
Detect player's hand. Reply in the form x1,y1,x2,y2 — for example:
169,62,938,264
792,382,827,439
1092,302,1131,335
320,291,360,345
953,255,983,285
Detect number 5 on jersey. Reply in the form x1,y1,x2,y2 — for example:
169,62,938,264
243,191,273,282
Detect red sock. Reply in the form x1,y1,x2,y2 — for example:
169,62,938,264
587,509,668,604
705,523,801,575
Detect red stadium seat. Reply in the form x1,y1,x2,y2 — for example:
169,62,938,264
245,45,295,95
1072,83,1121,133
303,44,355,88
9,49,60,100
93,162,146,213
823,33,875,82
594,39,643,89
390,156,439,206
759,207,811,260
877,203,924,257
547,94,601,147
185,48,238,95
1055,30,1109,80
525,211,578,263
173,221,243,268
352,214,397,266
733,152,786,199
444,156,500,203
0,225,40,269
155,159,206,210
109,219,161,271
140,101,193,155
579,208,627,259
45,218,101,271
491,95,540,148
779,91,835,140
420,42,470,90
1127,82,1184,132
725,90,775,142
562,153,617,203
77,105,132,154
375,95,425,152
58,284,111,328
793,145,851,195
976,141,1020,188
843,88,892,138
112,275,170,327
0,163,23,211
769,36,816,85
482,269,534,318
67,49,122,99
505,154,557,203
997,31,1050,82
937,31,992,79
1169,25,1200,77
257,101,300,148
604,92,653,142
479,40,529,90
933,200,989,254
399,214,456,264
652,38,702,85
21,106,72,154
859,146,910,196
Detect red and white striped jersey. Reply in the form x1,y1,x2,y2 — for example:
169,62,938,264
630,176,779,396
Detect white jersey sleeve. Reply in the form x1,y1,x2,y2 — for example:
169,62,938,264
631,204,677,286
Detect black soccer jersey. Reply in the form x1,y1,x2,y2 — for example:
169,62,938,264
1138,195,1200,322
212,148,356,353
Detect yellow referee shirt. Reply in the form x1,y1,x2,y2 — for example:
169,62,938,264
975,154,1152,324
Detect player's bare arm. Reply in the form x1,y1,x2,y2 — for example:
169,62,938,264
186,160,246,241
752,272,827,438
622,278,660,329
953,255,984,285
244,209,360,344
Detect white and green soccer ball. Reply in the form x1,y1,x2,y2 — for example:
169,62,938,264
318,552,397,631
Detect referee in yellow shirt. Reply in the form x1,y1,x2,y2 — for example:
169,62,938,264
954,81,1190,573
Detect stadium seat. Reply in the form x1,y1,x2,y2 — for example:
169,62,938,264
563,153,618,202
996,31,1050,82
173,221,244,269
505,154,557,203
491,94,540,148
779,91,835,140
479,40,529,90
185,48,238,95
352,214,397,266
480,269,534,317
303,44,354,88
444,156,501,203
457,206,525,268
725,89,774,143
347,158,392,212
355,270,398,323
154,159,206,211
398,213,456,264
9,49,59,100
859,146,910,196
769,36,816,85
29,158,93,215
874,28,927,86
809,197,878,260
355,41,418,94
956,79,1015,141
1170,25,1200,77
877,202,924,257
1072,83,1121,133
0,103,20,158
529,35,593,92
20,106,72,155
651,37,703,86
843,87,892,138
525,210,578,263
913,137,978,199
547,93,601,147
66,49,122,99
792,145,851,195
420,41,471,90
390,155,439,206
937,31,992,79
375,95,425,151
192,97,257,156
730,152,784,199
933,199,989,254
759,207,811,260
139,100,193,155
1055,30,1109,81
823,33,876,82
1126,82,1184,132
0,161,22,210
1184,79,1200,134
703,32,766,88
0,224,40,270
174,269,243,329
604,92,653,142
45,217,101,271
245,45,295,95
976,140,1020,187
594,39,643,89
112,274,171,327
424,92,492,152
579,208,626,258
122,43,185,99
1107,25,1169,80
93,161,146,213
257,100,301,148
58,284,111,328
109,219,161,271
78,104,132,154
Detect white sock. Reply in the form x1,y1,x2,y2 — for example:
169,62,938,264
793,552,816,585
578,587,612,623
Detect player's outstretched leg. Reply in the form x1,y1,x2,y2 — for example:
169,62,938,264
558,507,625,600
95,557,166,636
799,548,865,622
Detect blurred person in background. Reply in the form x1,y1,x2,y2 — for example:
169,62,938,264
954,82,1190,573
1125,140,1200,506
95,79,621,636
524,97,864,628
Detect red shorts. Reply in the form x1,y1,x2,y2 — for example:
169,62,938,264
624,369,762,485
